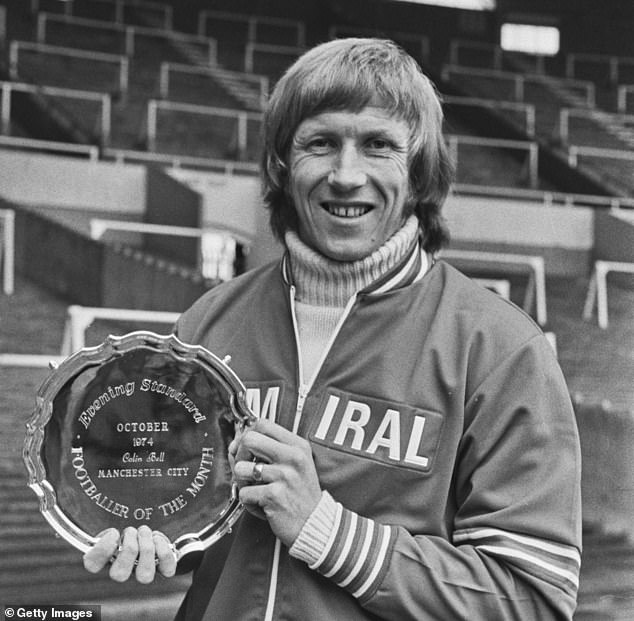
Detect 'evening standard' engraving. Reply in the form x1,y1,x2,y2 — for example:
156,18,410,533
78,379,208,429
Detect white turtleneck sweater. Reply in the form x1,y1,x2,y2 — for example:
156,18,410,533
285,215,421,384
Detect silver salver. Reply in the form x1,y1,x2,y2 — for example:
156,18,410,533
24,331,256,561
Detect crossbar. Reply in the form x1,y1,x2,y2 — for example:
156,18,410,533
447,134,539,189
560,108,634,145
329,25,430,62
441,64,595,106
244,42,305,73
440,249,547,325
89,217,252,247
102,147,259,173
568,144,634,167
0,135,99,159
146,99,262,156
159,61,268,104
583,260,634,329
10,40,129,96
443,94,536,137
61,305,180,355
198,10,305,46
0,353,66,367
0,80,111,144
566,52,634,85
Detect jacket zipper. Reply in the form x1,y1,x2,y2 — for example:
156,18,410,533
262,285,358,620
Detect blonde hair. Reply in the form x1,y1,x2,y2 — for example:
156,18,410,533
261,38,454,252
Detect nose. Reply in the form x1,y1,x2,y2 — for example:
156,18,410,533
327,144,366,191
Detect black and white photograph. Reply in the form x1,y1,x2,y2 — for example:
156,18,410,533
1,0,633,619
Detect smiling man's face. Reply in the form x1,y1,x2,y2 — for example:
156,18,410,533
288,107,413,262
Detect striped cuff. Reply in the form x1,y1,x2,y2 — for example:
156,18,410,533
289,490,339,565
453,527,581,596
290,494,396,601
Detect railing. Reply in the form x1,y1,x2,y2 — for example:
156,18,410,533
441,64,596,107
243,42,305,74
583,261,634,329
440,248,547,325
10,40,130,98
448,39,504,70
329,25,430,64
198,9,306,47
0,134,99,159
36,12,217,63
29,0,71,15
146,99,263,158
90,219,244,282
0,80,111,145
158,61,269,109
0,353,66,367
448,39,550,74
60,305,181,355
94,0,173,29
447,134,539,189
566,52,634,85
442,94,536,137
31,0,174,29
102,147,259,174
617,85,634,114
568,144,634,168
0,208,15,295
89,218,253,249
453,183,634,210
559,108,634,144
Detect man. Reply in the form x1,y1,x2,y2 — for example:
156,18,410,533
85,38,581,620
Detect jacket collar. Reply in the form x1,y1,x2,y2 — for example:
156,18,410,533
281,239,429,296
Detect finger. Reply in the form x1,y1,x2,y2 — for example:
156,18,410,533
228,438,237,456
242,501,267,520
109,527,139,582
234,460,271,484
252,419,307,446
83,528,120,573
239,483,273,520
237,430,288,465
238,483,268,520
153,531,177,577
134,525,156,584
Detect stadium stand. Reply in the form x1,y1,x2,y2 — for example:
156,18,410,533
0,0,633,619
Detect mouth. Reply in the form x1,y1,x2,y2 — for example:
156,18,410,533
322,202,372,218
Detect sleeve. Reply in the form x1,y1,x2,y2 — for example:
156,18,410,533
290,334,582,621
174,529,236,621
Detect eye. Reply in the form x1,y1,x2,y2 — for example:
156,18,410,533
367,137,392,152
306,137,335,153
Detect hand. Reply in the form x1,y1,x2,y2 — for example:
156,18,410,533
229,419,322,547
83,525,177,583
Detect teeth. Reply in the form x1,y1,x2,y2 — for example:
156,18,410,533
326,204,370,217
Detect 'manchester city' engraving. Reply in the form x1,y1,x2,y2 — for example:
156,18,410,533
70,446,215,521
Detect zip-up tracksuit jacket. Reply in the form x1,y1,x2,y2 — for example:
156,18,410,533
174,251,582,621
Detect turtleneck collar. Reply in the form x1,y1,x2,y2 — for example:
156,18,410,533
284,215,420,307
